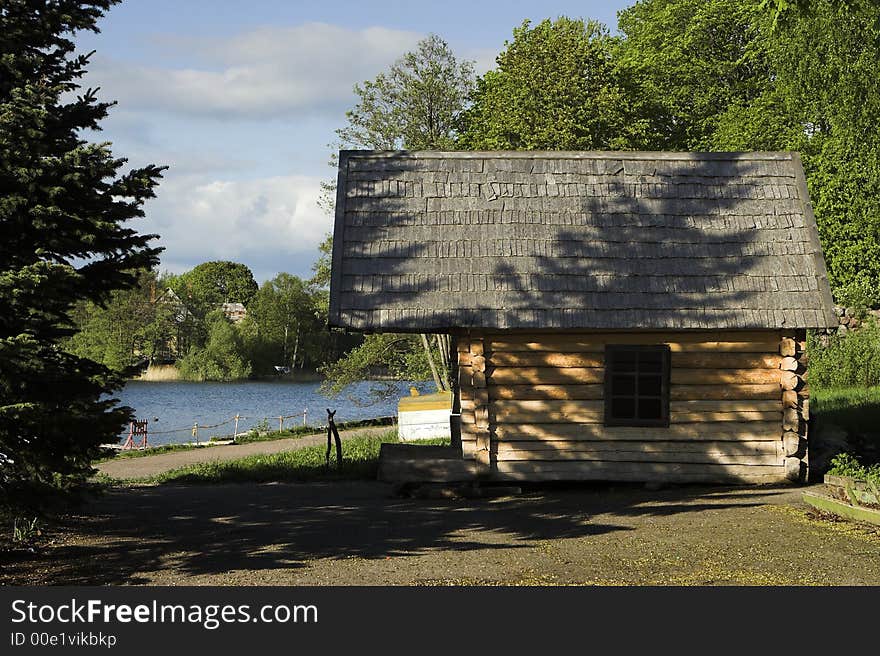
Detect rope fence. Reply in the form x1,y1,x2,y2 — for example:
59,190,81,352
122,409,314,448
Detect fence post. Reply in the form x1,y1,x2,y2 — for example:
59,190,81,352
278,416,283,432
303,408,308,425
192,422,199,445
233,414,240,440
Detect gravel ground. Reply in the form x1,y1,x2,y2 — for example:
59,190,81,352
97,426,392,479
3,482,879,585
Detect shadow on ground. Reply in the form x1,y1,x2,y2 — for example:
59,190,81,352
0,481,795,585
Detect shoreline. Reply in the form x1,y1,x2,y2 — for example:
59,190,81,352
99,416,396,460
129,371,325,383
128,372,413,384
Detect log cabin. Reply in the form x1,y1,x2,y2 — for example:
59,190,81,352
328,151,837,484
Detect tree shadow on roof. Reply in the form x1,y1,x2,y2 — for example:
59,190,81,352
334,153,811,332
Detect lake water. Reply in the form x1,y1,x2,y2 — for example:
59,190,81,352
114,380,430,446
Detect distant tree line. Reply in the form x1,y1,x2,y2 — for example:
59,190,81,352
65,254,359,381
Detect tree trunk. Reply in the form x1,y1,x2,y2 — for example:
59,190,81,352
420,333,446,392
435,334,449,372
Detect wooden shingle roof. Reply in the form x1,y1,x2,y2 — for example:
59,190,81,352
329,151,837,332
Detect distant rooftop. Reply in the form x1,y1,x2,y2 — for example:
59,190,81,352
221,302,247,323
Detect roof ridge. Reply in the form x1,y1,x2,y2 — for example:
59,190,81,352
340,150,796,161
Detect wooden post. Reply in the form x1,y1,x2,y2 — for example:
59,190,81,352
233,414,240,440
278,416,284,432
192,422,199,445
303,408,308,425
325,409,342,468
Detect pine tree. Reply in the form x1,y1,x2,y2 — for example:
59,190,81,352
0,0,165,508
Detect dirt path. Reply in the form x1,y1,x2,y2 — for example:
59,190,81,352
97,426,391,479
4,482,879,585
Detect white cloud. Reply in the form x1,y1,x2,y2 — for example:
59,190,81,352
143,172,331,280
467,47,500,75
88,23,423,120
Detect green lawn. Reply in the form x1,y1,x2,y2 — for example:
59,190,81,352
812,386,880,437
128,432,449,485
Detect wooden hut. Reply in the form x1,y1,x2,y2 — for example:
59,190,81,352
328,151,837,484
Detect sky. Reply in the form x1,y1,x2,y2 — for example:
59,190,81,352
74,0,630,283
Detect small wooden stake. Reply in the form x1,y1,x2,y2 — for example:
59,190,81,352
326,409,343,469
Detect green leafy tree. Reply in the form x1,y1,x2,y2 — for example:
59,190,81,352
0,0,165,507
177,311,251,382
66,269,177,370
318,34,475,213
305,235,363,374
309,233,332,316
338,33,475,151
243,273,325,374
762,0,880,305
616,0,771,150
319,333,448,400
458,18,647,150
310,234,332,288
171,260,258,317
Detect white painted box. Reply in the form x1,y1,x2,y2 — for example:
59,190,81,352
397,391,452,441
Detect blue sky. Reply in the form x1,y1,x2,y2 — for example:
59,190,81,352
74,0,630,282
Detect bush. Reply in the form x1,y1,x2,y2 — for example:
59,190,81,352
177,311,251,381
807,317,880,390
827,453,880,484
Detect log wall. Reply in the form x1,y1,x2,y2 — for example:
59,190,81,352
457,330,808,484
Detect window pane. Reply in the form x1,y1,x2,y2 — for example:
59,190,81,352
639,352,663,372
638,398,662,420
639,375,662,396
611,397,636,418
611,350,637,372
605,345,669,426
611,375,636,395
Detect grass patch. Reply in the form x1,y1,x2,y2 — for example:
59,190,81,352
126,431,449,485
233,416,393,445
812,386,880,437
808,317,880,389
95,416,395,462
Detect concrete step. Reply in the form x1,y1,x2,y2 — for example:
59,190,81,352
378,443,480,483
380,443,462,460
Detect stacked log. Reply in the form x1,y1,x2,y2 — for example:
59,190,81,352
780,330,809,482
488,331,788,483
455,330,796,484
458,336,491,468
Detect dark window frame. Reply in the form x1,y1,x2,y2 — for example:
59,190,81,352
604,344,671,427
